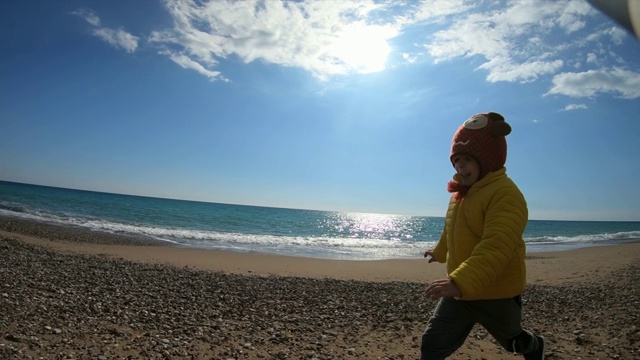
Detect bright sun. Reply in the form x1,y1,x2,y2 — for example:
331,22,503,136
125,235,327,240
331,23,393,74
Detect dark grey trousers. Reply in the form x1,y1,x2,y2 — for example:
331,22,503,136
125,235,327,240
420,296,538,359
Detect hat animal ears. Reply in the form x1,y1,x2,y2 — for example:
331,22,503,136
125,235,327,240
487,112,511,137
450,112,511,177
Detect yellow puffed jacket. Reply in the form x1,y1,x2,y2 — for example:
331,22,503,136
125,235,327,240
432,167,528,300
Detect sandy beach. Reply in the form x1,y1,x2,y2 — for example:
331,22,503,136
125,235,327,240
1,217,639,359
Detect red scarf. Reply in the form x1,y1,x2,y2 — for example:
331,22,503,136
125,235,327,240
447,180,470,201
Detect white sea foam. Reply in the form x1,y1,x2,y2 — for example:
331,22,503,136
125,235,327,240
526,231,640,244
2,197,639,260
0,206,430,259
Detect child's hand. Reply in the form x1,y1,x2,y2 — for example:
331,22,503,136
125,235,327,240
423,250,436,263
425,279,462,300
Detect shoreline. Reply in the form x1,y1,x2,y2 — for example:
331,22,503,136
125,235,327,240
2,217,640,359
1,216,639,285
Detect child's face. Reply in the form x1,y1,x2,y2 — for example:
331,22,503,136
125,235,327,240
452,154,480,186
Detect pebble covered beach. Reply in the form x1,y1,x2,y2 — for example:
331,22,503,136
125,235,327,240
1,217,639,359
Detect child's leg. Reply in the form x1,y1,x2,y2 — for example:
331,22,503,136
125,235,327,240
474,296,539,354
420,297,475,360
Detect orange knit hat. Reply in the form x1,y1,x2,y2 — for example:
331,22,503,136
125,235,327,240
450,112,511,178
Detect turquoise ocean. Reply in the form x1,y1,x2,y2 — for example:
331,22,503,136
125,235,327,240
1,180,639,260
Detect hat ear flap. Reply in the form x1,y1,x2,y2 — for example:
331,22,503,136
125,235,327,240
492,122,511,137
488,112,511,137
487,112,504,121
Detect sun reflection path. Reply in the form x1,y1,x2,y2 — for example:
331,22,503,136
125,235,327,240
322,212,418,241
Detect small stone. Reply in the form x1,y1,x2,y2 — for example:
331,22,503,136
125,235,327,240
4,334,19,342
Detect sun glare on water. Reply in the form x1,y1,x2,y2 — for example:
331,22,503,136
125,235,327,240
324,212,415,241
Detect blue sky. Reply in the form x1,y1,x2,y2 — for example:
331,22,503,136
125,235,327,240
1,0,639,221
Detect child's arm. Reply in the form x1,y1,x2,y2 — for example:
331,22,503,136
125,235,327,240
425,278,462,299
423,249,435,262
428,226,448,263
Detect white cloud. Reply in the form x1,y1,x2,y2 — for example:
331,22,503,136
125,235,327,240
413,0,640,100
423,0,594,84
561,104,588,111
73,9,138,53
547,68,640,99
481,59,563,83
411,0,473,22
149,0,400,81
605,27,627,45
72,9,100,27
73,0,640,100
93,28,139,53
402,52,418,63
162,50,226,81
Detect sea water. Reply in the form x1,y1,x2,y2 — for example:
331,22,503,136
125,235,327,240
1,180,639,260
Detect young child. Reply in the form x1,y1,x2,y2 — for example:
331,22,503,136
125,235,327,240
421,112,545,360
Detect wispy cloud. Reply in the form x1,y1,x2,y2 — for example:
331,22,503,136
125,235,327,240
72,9,138,53
561,104,588,111
416,0,640,99
547,68,640,99
73,0,640,100
148,0,399,81
422,1,592,83
93,28,139,53
160,50,226,81
410,0,473,23
73,9,100,27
